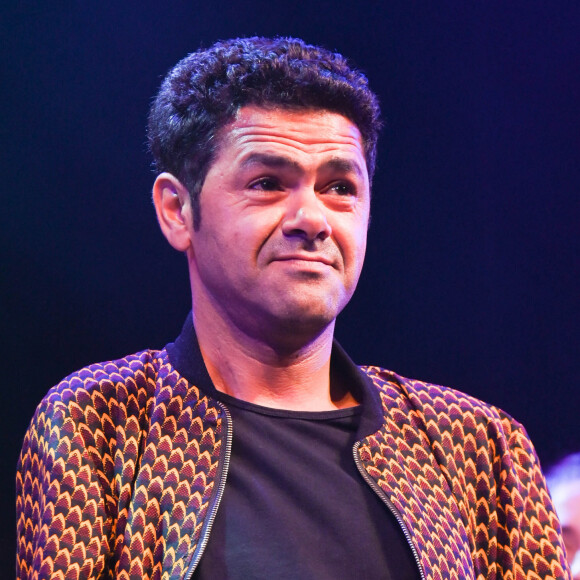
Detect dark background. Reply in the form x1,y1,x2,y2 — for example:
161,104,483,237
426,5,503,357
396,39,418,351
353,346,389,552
2,0,579,568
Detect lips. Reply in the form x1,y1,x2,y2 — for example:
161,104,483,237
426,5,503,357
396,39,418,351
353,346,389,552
272,254,335,267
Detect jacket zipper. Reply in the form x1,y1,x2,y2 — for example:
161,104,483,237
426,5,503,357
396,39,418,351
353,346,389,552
184,402,233,580
352,441,426,580
183,410,425,578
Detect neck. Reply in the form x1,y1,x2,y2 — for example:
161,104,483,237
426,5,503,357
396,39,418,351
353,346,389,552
191,302,357,412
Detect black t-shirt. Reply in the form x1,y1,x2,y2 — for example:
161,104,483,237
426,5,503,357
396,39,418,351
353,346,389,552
193,393,420,579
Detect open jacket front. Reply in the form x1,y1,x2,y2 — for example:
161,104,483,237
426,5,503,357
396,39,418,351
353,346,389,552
17,316,570,579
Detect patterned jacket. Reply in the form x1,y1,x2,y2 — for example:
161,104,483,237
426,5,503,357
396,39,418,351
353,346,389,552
17,316,570,579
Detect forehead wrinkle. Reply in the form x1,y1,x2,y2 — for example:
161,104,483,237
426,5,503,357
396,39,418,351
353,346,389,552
228,113,363,149
235,129,362,149
216,107,368,175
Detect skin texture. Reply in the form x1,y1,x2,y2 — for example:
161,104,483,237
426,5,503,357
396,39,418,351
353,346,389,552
153,106,370,410
551,481,580,578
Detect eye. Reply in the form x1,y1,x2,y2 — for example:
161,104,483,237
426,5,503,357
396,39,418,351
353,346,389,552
249,177,282,191
327,181,356,196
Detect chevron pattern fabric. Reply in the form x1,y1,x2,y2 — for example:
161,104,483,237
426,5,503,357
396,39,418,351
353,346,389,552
17,351,227,579
358,367,570,580
17,350,570,579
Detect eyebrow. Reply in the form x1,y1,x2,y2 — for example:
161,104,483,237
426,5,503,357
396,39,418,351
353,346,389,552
238,153,365,179
319,157,365,179
239,153,302,172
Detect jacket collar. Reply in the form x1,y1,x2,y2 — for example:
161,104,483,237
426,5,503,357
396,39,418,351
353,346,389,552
166,313,384,439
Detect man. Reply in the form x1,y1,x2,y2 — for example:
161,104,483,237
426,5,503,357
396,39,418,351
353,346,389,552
547,454,580,578
17,37,570,579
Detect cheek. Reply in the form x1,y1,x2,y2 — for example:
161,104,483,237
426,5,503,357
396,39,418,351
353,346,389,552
355,224,368,258
354,208,370,264
242,208,286,253
340,218,368,265
352,235,368,281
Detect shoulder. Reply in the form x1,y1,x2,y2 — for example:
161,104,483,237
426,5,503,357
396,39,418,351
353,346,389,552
358,365,547,505
359,365,526,445
19,347,181,480
27,348,174,437
46,348,165,402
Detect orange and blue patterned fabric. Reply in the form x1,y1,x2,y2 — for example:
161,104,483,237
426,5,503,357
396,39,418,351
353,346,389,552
17,324,570,579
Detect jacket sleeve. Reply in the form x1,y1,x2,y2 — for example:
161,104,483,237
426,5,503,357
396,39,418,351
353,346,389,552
492,415,571,580
16,387,113,579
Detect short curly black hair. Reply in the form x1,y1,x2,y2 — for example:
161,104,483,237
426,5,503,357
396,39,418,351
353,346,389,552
148,36,381,226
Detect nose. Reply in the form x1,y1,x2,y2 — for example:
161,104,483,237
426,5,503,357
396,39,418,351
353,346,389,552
281,195,332,242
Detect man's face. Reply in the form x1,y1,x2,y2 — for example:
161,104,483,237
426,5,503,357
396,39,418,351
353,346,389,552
186,105,370,344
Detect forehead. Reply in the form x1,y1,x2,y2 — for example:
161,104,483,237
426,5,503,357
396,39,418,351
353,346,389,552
214,105,367,172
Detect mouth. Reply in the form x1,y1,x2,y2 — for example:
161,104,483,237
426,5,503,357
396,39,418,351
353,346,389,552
272,254,335,267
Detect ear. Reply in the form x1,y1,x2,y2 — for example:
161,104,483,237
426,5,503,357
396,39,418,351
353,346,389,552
152,173,193,252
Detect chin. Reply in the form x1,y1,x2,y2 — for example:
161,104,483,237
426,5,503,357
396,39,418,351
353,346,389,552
272,298,344,332
241,286,352,340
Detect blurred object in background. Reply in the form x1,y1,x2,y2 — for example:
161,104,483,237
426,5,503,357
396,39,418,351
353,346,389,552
547,453,580,579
